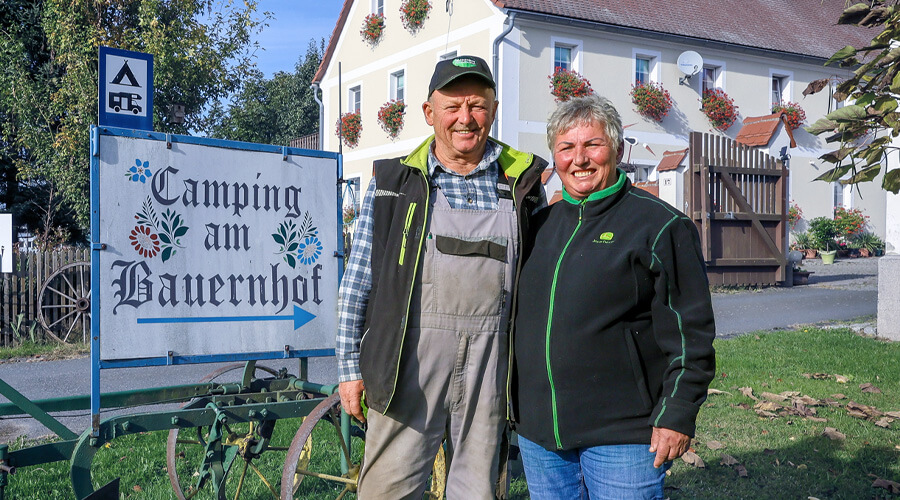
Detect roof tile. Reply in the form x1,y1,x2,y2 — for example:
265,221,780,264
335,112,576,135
656,148,688,172
735,112,796,148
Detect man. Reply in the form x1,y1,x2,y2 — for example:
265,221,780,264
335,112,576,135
336,55,547,499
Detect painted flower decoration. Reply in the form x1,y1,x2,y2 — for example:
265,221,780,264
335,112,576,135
127,159,153,183
129,225,160,258
297,236,323,266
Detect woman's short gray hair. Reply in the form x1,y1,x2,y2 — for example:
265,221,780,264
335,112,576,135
547,94,624,158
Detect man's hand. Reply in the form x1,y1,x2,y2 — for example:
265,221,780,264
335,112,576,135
649,427,691,468
339,379,366,423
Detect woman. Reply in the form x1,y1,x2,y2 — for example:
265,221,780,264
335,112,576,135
511,94,716,499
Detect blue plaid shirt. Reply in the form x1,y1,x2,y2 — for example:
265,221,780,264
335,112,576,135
336,140,511,382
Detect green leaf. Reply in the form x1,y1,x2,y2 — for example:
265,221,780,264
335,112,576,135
161,247,173,263
174,226,188,238
872,97,898,115
837,3,871,25
826,105,868,123
820,147,855,163
847,164,882,184
159,233,171,244
814,164,854,182
272,233,285,245
826,45,858,66
805,117,838,135
883,168,900,194
286,254,297,268
287,242,299,252
161,220,171,233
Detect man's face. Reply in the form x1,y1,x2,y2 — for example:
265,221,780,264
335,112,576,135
423,78,498,169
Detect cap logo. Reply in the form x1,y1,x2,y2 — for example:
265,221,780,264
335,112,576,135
452,58,477,68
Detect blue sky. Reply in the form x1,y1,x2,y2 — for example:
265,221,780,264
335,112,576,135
253,1,344,77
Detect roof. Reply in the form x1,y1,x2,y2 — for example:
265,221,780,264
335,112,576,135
735,112,797,148
491,0,872,60
656,148,688,172
541,166,556,185
632,180,659,197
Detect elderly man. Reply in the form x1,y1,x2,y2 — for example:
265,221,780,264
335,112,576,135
336,55,547,498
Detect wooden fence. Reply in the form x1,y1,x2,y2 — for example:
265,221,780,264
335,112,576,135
687,132,789,286
0,247,90,346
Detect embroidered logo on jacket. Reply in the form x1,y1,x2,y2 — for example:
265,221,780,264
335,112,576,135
592,232,615,244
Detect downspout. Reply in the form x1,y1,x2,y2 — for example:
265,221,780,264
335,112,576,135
311,82,324,150
491,11,517,138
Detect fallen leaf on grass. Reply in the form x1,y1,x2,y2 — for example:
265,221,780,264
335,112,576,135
822,427,846,441
859,383,882,394
874,417,894,428
802,373,830,379
807,416,828,423
706,440,726,450
755,401,783,412
794,395,823,406
755,409,778,418
846,401,883,421
133,485,142,492
720,454,739,466
733,403,751,410
707,388,730,396
887,411,900,418
835,374,849,383
681,451,705,468
761,392,789,402
830,393,847,400
739,387,758,401
735,464,749,478
872,478,900,494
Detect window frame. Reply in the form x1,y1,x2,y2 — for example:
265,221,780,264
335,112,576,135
372,0,384,15
550,36,583,74
632,48,661,85
389,67,406,102
348,85,362,113
769,69,794,107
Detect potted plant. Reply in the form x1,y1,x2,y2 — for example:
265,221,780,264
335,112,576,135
772,101,807,130
701,89,739,131
808,216,839,264
792,231,816,259
377,99,406,139
629,81,673,122
549,68,593,102
336,111,362,148
400,0,431,33
792,266,813,285
361,13,386,46
851,231,883,258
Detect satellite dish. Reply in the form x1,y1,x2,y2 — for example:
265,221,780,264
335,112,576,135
677,51,703,76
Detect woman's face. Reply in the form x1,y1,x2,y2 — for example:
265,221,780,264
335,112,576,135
553,120,624,200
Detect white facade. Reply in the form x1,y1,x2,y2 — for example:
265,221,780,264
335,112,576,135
315,0,886,236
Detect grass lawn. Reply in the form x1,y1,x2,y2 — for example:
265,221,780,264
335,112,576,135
2,327,898,499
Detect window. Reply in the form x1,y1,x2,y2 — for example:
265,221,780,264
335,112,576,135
833,181,845,209
348,86,361,113
701,67,718,94
633,49,660,85
390,70,405,101
635,57,651,85
373,0,384,15
554,45,572,71
770,70,793,105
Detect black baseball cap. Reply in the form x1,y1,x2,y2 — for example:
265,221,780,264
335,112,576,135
428,55,496,97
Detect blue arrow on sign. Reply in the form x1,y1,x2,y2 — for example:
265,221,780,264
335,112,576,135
136,305,316,330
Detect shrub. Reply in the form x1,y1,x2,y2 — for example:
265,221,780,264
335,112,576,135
832,206,868,238
808,217,839,251
629,81,673,122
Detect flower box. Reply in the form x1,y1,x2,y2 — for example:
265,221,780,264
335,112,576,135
549,68,593,102
630,81,673,122
701,89,739,131
377,100,406,139
400,0,431,33
772,101,806,130
336,111,362,148
361,13,385,46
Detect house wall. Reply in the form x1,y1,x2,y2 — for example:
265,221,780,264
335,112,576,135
500,18,885,236
318,0,504,190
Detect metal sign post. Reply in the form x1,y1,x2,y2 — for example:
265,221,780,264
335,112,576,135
98,46,154,131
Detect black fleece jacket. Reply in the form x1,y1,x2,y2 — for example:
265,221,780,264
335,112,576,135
511,171,716,451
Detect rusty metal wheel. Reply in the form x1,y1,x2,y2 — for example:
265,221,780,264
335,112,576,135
38,261,91,343
166,363,294,500
280,393,446,499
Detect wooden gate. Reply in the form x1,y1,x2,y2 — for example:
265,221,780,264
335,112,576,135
687,132,788,286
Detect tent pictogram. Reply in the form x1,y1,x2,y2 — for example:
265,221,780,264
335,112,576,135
111,61,140,87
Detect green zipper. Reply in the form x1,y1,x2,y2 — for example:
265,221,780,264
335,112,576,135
398,202,417,265
546,202,584,449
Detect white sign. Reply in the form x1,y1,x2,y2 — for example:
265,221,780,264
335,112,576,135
97,134,339,361
0,214,11,273
104,54,149,117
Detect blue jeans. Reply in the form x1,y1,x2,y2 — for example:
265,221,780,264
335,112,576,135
518,434,670,500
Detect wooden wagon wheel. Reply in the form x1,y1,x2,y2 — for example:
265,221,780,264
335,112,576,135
166,363,304,500
38,260,91,344
280,393,447,500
